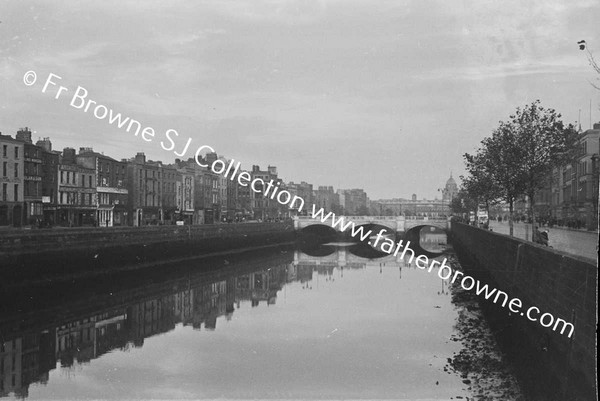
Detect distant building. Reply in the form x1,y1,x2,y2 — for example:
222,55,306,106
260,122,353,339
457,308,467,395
535,122,600,229
57,148,97,226
442,173,458,203
315,186,339,211
126,153,181,226
15,128,44,225
336,188,367,215
175,164,195,224
251,165,281,220
373,196,448,217
161,163,179,224
0,133,25,226
126,152,162,226
76,147,129,227
296,181,314,210
216,156,229,221
36,138,60,226
236,169,253,219
175,157,217,224
371,175,456,217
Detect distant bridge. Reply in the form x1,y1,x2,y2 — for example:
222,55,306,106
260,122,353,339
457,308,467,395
293,215,450,233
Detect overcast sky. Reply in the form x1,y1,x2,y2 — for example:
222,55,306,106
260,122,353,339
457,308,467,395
1,0,599,199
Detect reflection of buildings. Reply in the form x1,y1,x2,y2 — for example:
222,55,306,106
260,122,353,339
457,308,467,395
1,246,420,398
0,262,293,398
293,247,407,284
1,331,56,398
419,227,447,252
1,338,22,397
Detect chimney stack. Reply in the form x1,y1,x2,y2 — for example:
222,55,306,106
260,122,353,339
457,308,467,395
62,148,76,164
36,137,53,152
135,152,146,164
16,127,33,144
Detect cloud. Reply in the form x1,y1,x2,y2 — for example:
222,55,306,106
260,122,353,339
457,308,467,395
1,0,599,199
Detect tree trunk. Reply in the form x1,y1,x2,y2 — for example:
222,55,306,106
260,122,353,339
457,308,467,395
509,198,514,236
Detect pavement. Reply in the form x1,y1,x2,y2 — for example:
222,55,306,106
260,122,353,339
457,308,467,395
488,221,598,261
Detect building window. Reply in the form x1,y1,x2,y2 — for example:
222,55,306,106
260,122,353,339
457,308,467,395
2,183,6,201
14,163,18,178
2,162,6,177
89,175,92,188
14,184,18,201
2,145,7,157
14,147,18,159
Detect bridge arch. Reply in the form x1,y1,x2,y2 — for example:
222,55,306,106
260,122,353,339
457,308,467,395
298,224,337,237
403,225,448,258
297,224,338,249
298,243,338,257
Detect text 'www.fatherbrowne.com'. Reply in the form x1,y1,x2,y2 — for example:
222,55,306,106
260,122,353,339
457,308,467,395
308,205,575,339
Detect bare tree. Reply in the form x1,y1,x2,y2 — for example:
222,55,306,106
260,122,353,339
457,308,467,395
579,40,600,90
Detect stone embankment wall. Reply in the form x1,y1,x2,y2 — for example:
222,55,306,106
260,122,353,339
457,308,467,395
0,223,295,282
450,222,596,398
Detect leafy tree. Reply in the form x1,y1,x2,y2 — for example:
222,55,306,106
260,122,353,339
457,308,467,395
509,101,579,234
462,100,579,237
450,187,478,215
461,154,501,215
464,121,526,235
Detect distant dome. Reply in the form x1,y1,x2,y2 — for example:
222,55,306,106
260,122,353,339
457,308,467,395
443,174,458,202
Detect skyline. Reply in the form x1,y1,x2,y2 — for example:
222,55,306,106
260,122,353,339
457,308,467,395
1,1,600,199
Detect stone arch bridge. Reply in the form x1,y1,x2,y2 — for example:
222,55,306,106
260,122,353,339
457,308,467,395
293,215,450,234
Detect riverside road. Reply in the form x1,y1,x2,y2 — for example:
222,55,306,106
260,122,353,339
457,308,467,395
488,221,598,260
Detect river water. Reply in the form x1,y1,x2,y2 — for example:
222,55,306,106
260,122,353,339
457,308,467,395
0,239,520,400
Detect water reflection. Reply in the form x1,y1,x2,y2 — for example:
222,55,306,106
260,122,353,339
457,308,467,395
1,255,294,398
419,226,448,253
0,243,466,400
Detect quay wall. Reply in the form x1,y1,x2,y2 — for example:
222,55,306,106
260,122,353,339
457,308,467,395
0,223,295,283
449,222,596,399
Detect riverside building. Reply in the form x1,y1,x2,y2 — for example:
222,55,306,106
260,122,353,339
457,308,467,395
0,133,24,227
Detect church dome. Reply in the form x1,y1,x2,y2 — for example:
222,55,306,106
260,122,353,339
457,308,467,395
445,174,457,189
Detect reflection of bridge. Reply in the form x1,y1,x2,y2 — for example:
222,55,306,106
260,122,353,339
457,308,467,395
294,248,406,267
293,215,450,232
